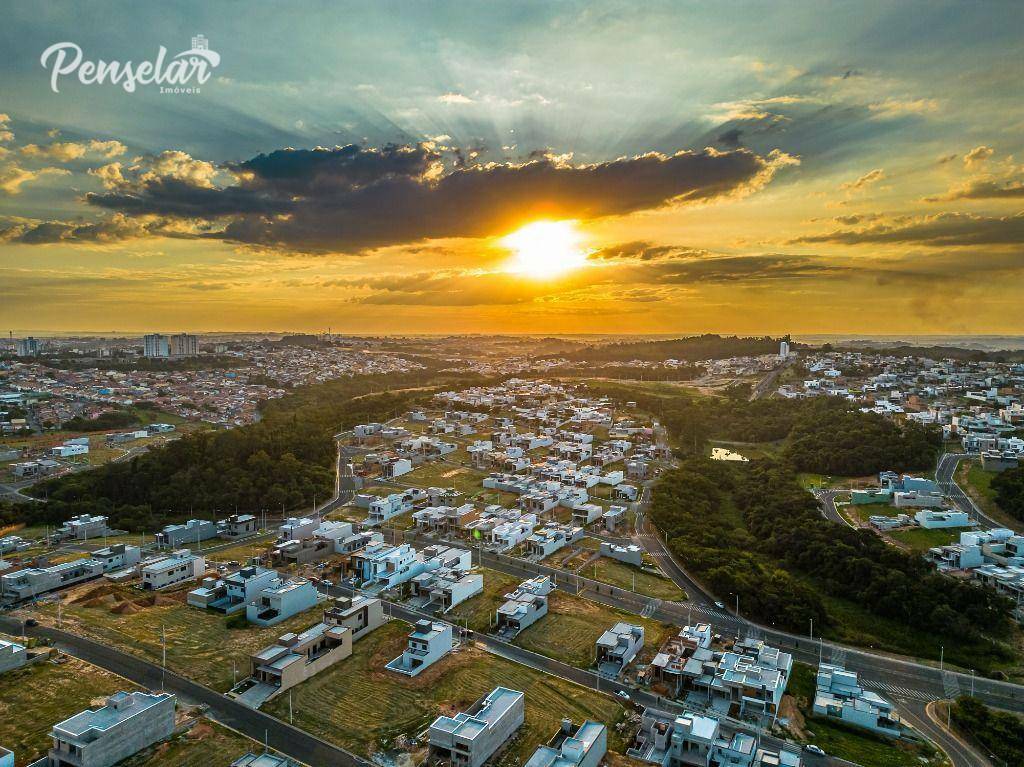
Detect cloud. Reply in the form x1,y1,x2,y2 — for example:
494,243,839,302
840,168,884,191
867,97,940,117
716,128,745,149
0,163,69,195
0,213,197,244
437,93,474,104
924,178,1024,202
0,113,12,143
81,143,797,253
332,249,840,306
963,145,994,167
21,139,127,162
793,211,1024,247
88,162,126,190
587,241,704,261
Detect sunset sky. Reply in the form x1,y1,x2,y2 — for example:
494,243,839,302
1,1,1022,335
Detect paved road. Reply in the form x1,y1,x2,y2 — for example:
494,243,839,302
324,583,852,766
814,489,855,528
390,524,1024,717
632,517,1024,714
750,359,790,401
936,452,1010,531
898,700,992,767
0,615,370,767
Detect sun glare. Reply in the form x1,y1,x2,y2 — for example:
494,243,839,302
502,220,588,279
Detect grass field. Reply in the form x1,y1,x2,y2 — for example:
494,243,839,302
123,718,264,767
515,591,674,670
845,502,899,521
32,581,326,691
586,557,685,601
204,537,274,564
401,462,488,497
957,459,1020,529
263,619,626,763
888,526,959,552
445,568,523,632
0,657,135,766
786,664,943,767
802,717,943,767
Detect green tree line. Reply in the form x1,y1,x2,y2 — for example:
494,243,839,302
18,367,488,531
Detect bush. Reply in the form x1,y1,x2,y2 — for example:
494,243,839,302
950,696,1024,764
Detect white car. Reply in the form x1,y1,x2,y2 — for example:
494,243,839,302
714,601,725,610
803,745,826,756
615,690,630,701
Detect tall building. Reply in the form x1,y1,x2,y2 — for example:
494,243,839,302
169,333,199,357
15,337,40,357
779,340,790,358
143,333,169,358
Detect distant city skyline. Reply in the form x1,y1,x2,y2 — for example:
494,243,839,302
1,1,1022,333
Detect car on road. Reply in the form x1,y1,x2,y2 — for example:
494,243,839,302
615,690,630,701
24,618,38,627
803,745,826,756
714,601,725,610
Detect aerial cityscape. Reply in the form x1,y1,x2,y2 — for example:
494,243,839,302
2,3,1024,767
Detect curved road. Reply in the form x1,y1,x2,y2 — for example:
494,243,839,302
898,700,992,767
936,452,1010,531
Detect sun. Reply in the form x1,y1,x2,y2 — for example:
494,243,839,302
501,220,588,279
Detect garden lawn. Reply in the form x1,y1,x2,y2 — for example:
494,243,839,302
263,619,626,764
515,591,674,669
587,557,685,601
888,526,959,552
125,718,264,767
0,657,135,767
34,581,325,691
401,462,488,497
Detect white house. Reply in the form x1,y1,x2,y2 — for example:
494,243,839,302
188,566,279,614
141,550,206,591
50,442,89,458
526,720,607,767
246,578,322,626
0,638,28,674
278,516,320,542
386,619,453,676
914,509,971,529
571,503,604,527
91,544,142,573
496,576,553,638
411,568,484,611
490,515,537,551
155,519,217,549
596,623,644,677
429,687,525,767
599,542,644,567
525,523,584,558
813,663,901,737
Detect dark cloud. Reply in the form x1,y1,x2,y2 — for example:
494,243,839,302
793,212,1024,247
716,128,744,148
0,214,165,244
80,143,794,253
587,241,700,261
328,250,840,306
618,254,840,284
